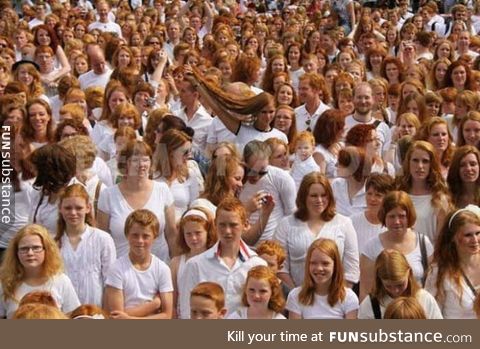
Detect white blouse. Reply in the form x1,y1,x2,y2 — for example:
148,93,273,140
274,214,359,287
59,225,116,306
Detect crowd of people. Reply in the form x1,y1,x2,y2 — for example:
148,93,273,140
0,0,480,319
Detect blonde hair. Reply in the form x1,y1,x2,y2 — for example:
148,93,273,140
0,225,63,302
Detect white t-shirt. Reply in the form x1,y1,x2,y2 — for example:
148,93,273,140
105,254,173,309
97,181,174,262
226,306,286,319
362,233,433,285
235,125,288,155
78,68,113,90
274,214,359,286
344,115,392,155
59,225,116,306
0,274,80,319
286,286,359,319
155,164,203,219
358,289,443,319
88,21,122,37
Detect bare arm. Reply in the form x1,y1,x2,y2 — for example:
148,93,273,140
345,309,358,319
43,46,71,83
359,255,375,302
170,256,180,319
347,2,355,29
164,204,178,258
96,210,110,232
242,196,274,246
151,49,168,84
278,272,295,290
288,311,302,319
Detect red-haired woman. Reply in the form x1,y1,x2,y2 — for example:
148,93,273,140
286,239,359,319
274,173,359,289
426,206,480,318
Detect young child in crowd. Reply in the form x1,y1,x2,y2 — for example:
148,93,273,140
104,209,173,319
190,282,227,320
290,131,320,190
56,184,116,307
227,265,286,319
171,207,217,317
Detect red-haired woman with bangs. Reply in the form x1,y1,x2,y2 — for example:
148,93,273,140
286,239,359,319
274,173,359,289
425,206,480,318
171,207,217,318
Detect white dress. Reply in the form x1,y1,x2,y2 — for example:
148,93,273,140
0,274,80,319
59,225,116,306
274,214,359,286
425,265,478,319
362,233,433,285
357,289,443,319
97,181,173,262
286,286,359,319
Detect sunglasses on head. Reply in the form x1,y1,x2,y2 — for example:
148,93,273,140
246,168,268,177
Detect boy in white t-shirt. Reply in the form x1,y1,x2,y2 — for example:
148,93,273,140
290,131,320,189
105,209,173,319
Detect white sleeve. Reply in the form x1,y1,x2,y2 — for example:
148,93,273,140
357,296,375,319
285,288,302,315
342,288,360,315
58,274,81,313
276,172,297,215
341,218,360,284
105,260,124,290
97,187,111,213
178,259,200,319
100,233,117,283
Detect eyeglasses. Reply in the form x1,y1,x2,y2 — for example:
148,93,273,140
0,43,6,48
18,245,44,254
149,41,161,45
